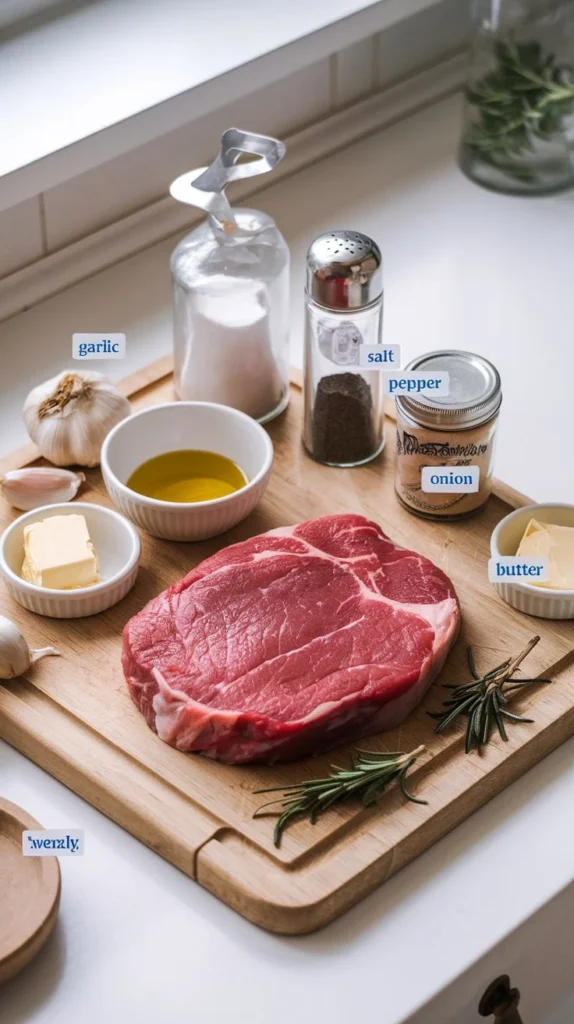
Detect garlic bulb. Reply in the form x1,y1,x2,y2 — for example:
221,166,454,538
1,467,85,511
23,371,131,467
0,615,60,679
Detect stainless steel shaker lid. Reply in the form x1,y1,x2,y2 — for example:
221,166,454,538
396,350,502,430
306,231,382,310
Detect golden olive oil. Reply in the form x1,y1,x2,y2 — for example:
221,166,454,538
127,450,248,503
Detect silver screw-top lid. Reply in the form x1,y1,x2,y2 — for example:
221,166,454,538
396,350,502,431
306,231,383,310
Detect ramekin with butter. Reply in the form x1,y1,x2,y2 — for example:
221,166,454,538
491,503,574,620
22,513,99,590
0,503,140,618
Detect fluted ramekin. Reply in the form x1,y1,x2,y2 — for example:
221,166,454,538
0,502,141,618
101,402,274,541
490,503,574,620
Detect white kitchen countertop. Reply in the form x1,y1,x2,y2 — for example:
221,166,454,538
1,94,573,1024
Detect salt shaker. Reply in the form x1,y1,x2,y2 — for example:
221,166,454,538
303,231,384,466
169,129,290,423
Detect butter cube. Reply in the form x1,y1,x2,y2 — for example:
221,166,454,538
516,518,574,591
22,514,99,590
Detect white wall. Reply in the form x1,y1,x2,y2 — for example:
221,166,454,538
0,0,469,282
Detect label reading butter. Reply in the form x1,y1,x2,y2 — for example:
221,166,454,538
421,466,480,493
488,557,549,583
359,345,401,368
385,371,449,396
73,333,126,359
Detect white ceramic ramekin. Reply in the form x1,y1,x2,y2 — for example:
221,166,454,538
490,503,574,620
101,402,274,541
0,502,141,618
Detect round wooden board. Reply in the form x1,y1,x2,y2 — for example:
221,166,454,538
0,797,61,986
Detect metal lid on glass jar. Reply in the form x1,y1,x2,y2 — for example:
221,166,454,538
396,350,502,431
306,231,382,311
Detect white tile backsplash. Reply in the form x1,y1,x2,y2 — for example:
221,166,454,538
0,197,44,278
378,0,471,88
42,61,331,251
334,37,376,106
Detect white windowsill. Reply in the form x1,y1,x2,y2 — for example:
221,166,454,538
0,0,441,210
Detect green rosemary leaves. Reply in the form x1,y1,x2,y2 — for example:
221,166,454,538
465,39,574,181
254,745,427,847
430,635,551,753
254,637,551,846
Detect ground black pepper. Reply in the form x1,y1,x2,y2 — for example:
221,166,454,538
311,372,376,465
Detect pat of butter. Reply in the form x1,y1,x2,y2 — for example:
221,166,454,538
516,518,574,590
22,514,99,590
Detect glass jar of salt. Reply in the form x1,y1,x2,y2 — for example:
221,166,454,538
170,129,290,423
303,231,384,466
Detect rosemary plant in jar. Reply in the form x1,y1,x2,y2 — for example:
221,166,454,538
459,0,574,195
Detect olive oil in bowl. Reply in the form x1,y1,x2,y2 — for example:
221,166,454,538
127,450,248,503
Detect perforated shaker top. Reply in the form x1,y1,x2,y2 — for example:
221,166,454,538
306,230,383,310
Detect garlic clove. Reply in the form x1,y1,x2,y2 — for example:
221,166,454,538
1,467,85,511
30,646,60,663
22,370,131,467
0,615,60,679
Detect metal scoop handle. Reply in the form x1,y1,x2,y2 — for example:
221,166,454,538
169,128,286,228
194,128,285,192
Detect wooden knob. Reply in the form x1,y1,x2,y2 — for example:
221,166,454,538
479,975,522,1021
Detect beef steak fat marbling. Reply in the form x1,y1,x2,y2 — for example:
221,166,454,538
122,514,460,763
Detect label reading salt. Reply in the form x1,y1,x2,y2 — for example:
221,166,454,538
73,333,126,360
421,466,480,493
385,371,449,396
359,345,401,368
488,557,549,583
23,829,84,856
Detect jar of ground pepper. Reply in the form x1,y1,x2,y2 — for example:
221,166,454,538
303,231,384,467
395,350,502,520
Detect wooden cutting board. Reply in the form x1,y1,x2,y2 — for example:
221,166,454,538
1,359,573,935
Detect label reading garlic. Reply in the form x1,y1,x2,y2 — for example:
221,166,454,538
73,333,126,360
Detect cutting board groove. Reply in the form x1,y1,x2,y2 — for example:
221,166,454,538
1,360,573,934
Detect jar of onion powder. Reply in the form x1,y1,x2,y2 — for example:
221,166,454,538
395,350,502,521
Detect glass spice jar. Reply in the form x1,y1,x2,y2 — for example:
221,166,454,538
170,129,290,424
171,209,290,423
395,350,502,521
303,231,384,467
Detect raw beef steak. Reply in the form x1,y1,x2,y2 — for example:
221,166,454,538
122,514,459,763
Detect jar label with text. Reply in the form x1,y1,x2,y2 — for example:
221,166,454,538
395,417,497,518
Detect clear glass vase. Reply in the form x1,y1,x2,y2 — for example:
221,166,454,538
459,0,574,195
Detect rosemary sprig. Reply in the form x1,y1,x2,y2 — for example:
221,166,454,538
465,39,574,181
429,636,552,753
253,745,427,847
